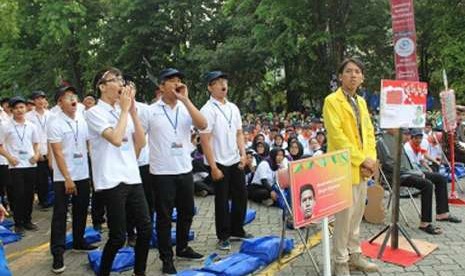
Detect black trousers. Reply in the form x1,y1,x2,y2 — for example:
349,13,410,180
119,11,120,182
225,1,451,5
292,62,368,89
401,171,449,223
247,184,271,203
127,165,154,238
36,159,51,206
91,189,106,226
50,179,91,256
0,165,11,207
99,183,151,276
151,172,195,261
210,163,247,241
10,168,36,226
89,155,105,227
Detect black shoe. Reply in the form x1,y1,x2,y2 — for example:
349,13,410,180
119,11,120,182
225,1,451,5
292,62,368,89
23,222,39,231
72,243,98,251
14,225,25,235
127,235,136,247
162,260,177,275
52,255,66,274
176,246,204,260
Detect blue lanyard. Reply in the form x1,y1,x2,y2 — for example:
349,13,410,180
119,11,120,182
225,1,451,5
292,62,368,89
162,105,179,135
65,120,79,147
14,124,27,144
109,110,120,121
213,102,232,128
36,114,47,129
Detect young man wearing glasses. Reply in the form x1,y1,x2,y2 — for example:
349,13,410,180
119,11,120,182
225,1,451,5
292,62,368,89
85,68,151,276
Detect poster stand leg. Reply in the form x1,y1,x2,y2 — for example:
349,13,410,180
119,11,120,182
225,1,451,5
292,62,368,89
379,168,414,226
322,217,331,276
448,132,465,205
369,129,421,258
273,183,320,274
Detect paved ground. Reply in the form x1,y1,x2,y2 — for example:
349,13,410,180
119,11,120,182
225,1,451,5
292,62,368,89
4,180,465,276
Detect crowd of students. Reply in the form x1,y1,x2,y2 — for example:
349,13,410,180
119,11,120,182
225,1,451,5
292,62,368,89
0,58,464,276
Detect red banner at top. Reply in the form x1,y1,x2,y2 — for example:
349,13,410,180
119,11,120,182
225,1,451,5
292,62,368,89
390,0,419,81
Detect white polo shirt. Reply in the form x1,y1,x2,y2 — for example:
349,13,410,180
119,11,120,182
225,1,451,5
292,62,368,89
135,102,149,167
26,109,52,156
140,99,193,175
85,100,141,191
200,97,242,166
47,111,90,182
0,119,39,169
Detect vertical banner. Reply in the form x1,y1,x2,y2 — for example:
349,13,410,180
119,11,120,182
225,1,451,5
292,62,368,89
440,90,457,133
391,0,419,81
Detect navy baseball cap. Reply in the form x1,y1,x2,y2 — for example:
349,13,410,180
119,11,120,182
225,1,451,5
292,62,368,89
9,96,27,107
410,128,423,137
205,71,227,84
159,68,184,83
55,85,77,102
30,90,47,100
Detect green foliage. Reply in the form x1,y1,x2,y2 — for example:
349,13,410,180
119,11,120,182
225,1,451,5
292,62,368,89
0,0,464,108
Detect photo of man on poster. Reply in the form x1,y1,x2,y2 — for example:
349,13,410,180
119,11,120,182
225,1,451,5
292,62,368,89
300,184,315,220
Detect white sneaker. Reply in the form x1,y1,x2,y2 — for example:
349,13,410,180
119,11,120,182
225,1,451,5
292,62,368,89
349,253,379,272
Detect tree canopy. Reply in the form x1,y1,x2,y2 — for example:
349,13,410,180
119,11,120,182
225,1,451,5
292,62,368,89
0,0,463,110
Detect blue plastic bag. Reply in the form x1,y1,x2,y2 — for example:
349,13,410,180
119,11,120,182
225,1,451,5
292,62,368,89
150,229,195,248
244,209,256,225
177,270,216,276
88,247,134,274
202,252,264,276
0,244,12,276
239,236,294,264
228,202,256,225
0,220,14,230
65,227,101,249
0,226,21,245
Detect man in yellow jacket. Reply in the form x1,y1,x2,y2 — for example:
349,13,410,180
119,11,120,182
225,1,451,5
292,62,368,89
323,58,379,276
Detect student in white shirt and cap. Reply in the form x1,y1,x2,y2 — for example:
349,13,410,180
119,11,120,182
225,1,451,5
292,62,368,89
0,96,40,235
48,85,98,274
140,68,207,275
199,71,252,251
26,90,53,209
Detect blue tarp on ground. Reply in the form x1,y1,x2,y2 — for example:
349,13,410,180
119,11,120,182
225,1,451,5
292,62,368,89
88,247,134,274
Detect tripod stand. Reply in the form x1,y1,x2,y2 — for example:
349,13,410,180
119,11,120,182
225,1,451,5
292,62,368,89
369,129,421,258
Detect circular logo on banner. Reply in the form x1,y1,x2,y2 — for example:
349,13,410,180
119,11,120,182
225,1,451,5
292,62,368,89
395,37,415,57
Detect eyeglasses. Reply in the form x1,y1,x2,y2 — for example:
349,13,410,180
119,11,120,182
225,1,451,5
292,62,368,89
102,77,125,84
62,95,78,101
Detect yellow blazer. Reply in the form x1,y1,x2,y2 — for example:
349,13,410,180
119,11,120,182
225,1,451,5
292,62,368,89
322,87,377,185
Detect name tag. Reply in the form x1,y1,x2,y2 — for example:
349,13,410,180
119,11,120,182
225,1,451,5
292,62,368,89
73,152,84,166
170,142,183,156
121,137,130,151
18,150,29,160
